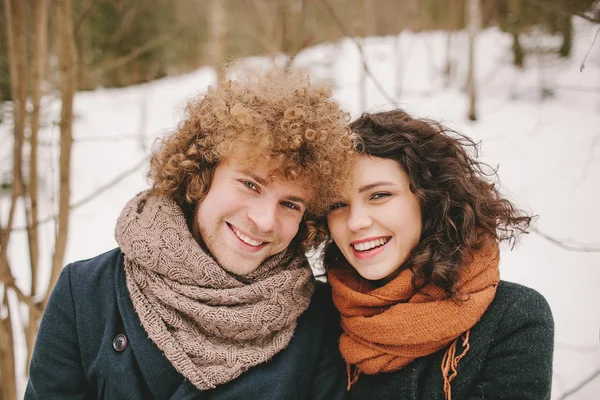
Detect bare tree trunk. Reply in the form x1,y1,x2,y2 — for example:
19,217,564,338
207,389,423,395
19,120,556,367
3,0,27,196
466,0,480,121
558,2,572,58
508,0,524,68
444,31,453,87
44,0,77,307
511,31,524,68
25,0,49,375
0,293,17,400
208,0,227,82
356,0,368,112
251,0,280,58
76,0,94,89
1,0,28,396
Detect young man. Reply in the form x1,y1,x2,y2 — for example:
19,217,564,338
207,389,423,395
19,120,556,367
26,68,355,399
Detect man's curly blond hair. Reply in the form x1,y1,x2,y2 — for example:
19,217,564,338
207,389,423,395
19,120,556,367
149,67,355,252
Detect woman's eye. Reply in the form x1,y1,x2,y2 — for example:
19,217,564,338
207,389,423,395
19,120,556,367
242,181,258,191
329,202,347,211
371,192,391,200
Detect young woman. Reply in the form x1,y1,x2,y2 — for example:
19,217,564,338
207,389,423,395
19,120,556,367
325,110,554,400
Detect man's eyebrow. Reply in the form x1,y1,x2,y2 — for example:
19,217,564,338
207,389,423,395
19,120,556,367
358,181,395,194
240,171,307,204
238,169,268,186
285,195,306,205
249,174,268,186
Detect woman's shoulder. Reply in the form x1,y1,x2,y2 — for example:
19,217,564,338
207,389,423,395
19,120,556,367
492,280,553,322
473,280,554,346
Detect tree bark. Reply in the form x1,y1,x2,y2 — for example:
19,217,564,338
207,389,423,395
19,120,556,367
1,0,28,395
466,0,480,121
0,293,17,400
45,0,77,307
558,10,572,58
25,0,49,376
356,0,368,112
508,0,524,68
208,0,227,82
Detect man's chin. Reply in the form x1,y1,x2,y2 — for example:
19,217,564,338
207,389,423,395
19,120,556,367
214,252,264,276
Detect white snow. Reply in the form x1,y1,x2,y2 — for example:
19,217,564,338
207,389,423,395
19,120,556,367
2,19,600,399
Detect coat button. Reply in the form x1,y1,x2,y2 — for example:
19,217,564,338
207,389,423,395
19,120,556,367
113,334,128,352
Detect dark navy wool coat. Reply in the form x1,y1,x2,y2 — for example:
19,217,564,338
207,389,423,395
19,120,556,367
347,281,555,400
26,248,347,400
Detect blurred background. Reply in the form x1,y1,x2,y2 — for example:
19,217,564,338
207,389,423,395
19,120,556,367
1,0,599,399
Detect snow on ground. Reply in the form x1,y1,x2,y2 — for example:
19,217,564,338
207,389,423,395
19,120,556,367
2,19,600,399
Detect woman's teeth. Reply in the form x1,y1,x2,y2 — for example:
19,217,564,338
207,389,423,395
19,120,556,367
233,227,263,247
352,238,389,252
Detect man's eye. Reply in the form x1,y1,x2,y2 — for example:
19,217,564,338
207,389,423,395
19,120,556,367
242,181,258,191
329,202,346,211
281,201,300,211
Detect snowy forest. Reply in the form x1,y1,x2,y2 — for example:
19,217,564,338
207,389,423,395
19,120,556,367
1,0,600,399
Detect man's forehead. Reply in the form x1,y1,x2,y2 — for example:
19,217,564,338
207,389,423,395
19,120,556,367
223,154,312,198
224,153,298,181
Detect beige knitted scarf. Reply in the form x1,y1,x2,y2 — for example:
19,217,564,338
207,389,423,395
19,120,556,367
115,191,315,390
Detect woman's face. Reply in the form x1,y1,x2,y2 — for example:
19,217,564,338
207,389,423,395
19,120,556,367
328,155,422,282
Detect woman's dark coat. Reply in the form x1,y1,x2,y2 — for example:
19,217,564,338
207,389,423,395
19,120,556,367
25,248,347,400
347,281,554,400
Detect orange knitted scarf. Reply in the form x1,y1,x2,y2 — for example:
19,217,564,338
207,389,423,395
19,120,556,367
328,241,500,398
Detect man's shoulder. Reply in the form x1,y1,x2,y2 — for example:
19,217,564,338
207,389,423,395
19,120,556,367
65,248,123,295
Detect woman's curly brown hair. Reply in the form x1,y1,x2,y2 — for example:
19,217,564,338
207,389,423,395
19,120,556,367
149,66,355,252
324,109,532,296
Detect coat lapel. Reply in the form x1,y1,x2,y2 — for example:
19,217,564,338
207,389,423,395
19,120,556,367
168,379,208,400
405,357,428,400
114,252,188,399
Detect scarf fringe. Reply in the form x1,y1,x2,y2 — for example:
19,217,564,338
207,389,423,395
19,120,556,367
346,362,361,391
441,330,471,400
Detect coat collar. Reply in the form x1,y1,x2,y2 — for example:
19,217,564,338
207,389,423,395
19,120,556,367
114,251,203,399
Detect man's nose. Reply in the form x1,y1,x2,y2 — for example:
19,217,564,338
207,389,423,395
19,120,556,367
247,200,277,234
347,205,372,232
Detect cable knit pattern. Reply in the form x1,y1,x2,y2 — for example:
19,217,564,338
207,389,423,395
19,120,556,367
115,191,315,390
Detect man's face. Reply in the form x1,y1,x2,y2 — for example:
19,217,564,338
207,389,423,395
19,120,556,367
194,156,309,275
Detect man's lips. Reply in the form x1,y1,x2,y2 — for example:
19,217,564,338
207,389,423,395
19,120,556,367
227,223,269,249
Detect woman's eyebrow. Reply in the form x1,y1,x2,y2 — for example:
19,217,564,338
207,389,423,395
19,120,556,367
358,181,395,193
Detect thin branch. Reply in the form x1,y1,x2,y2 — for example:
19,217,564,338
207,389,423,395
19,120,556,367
530,226,600,252
557,367,600,400
74,0,102,36
10,155,149,233
93,29,182,75
320,0,398,106
524,0,600,24
580,26,600,73
554,84,600,93
70,156,149,210
284,34,316,70
556,342,600,353
2,279,42,317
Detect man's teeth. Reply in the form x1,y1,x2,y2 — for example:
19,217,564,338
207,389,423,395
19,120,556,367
233,227,263,247
352,238,389,252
